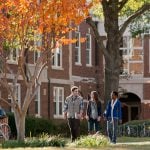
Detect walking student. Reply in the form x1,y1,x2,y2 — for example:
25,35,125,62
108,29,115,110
63,86,84,142
86,91,102,135
104,91,122,144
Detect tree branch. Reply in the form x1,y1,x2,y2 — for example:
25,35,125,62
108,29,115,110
0,97,12,107
86,17,109,58
119,3,150,37
118,0,128,12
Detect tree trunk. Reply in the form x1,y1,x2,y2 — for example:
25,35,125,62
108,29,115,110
14,112,26,141
102,1,121,106
104,59,120,106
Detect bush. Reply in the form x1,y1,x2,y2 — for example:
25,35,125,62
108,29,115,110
74,134,109,148
7,113,90,138
2,135,66,148
7,113,56,138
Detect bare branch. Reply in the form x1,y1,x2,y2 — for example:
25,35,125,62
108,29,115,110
30,83,40,102
0,97,12,107
18,56,28,86
118,0,128,12
119,3,150,37
24,63,32,79
36,62,47,82
86,17,109,58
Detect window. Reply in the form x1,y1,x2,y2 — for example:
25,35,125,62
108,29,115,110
53,87,64,117
52,47,62,68
35,86,40,116
75,31,81,64
86,34,92,66
8,83,21,112
8,48,19,62
119,36,133,75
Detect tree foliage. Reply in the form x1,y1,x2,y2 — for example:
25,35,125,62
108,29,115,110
0,0,93,141
91,0,150,36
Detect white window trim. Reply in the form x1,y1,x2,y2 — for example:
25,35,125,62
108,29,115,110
75,31,81,65
8,83,21,112
7,48,19,64
86,33,92,66
35,86,41,117
53,87,64,118
52,47,62,69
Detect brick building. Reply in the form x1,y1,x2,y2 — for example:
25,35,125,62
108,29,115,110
0,21,104,119
0,20,149,123
97,20,150,123
119,32,150,122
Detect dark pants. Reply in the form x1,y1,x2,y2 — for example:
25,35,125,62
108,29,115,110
68,118,80,142
107,119,118,144
88,118,100,134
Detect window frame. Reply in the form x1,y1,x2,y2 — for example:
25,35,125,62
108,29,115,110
52,47,62,69
75,31,81,65
53,87,64,118
8,83,21,112
35,86,41,117
86,33,92,66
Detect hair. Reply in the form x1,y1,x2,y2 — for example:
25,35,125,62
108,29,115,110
112,91,118,97
78,90,83,97
91,91,99,103
71,86,78,92
87,93,91,101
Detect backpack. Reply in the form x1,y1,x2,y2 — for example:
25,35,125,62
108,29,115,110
0,108,7,119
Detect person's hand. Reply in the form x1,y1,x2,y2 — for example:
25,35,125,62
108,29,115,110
97,116,101,122
119,120,122,124
86,116,89,120
63,113,67,119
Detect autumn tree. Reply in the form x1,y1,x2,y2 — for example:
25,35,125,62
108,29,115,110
0,0,92,141
86,0,150,105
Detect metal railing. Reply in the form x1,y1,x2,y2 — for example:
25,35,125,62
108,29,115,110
118,122,150,137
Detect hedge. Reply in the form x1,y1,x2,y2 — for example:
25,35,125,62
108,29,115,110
7,113,89,138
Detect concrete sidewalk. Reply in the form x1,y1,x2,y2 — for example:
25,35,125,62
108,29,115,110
117,141,150,145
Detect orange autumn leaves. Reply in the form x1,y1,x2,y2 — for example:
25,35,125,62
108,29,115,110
0,0,93,49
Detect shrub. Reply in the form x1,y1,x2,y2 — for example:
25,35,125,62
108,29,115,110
74,134,109,148
2,135,66,148
7,113,56,138
7,113,98,138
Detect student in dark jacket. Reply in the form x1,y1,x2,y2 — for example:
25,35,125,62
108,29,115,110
86,91,102,135
104,91,122,144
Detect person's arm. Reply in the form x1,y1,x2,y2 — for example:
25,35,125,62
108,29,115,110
79,98,84,118
104,101,110,120
86,101,90,120
97,101,102,116
97,101,101,121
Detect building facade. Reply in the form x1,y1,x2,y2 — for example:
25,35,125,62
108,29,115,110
0,21,104,120
0,20,149,123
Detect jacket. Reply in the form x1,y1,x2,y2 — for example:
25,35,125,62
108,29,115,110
63,95,84,118
104,99,122,120
87,100,101,119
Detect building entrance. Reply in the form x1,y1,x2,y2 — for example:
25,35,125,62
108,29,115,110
120,92,141,123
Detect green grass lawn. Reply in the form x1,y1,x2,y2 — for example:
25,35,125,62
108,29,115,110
1,137,150,150
117,136,150,143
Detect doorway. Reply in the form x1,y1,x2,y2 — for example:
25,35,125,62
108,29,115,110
120,92,141,123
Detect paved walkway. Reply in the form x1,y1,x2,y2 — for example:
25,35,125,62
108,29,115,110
117,141,150,145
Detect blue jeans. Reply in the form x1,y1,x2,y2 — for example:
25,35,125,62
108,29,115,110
107,119,118,143
88,118,100,133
